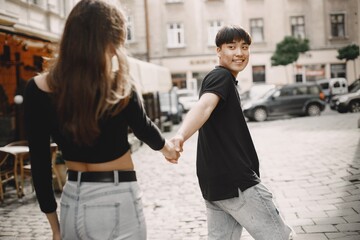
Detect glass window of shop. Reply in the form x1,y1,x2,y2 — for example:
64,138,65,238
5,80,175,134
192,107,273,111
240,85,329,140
171,73,186,88
193,72,208,92
331,64,346,78
305,64,325,82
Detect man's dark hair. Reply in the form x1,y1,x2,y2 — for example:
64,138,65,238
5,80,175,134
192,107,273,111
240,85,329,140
215,25,252,47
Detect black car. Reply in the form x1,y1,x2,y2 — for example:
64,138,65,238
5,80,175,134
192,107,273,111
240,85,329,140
242,83,326,122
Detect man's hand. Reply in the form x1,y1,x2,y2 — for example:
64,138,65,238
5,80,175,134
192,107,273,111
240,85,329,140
160,139,180,164
169,134,185,153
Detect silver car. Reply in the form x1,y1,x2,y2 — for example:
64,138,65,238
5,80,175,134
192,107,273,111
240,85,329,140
330,84,360,113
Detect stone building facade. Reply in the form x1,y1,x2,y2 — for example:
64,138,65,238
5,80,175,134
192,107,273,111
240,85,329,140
126,0,360,92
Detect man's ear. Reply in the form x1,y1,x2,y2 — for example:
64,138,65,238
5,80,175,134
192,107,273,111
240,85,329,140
216,47,221,58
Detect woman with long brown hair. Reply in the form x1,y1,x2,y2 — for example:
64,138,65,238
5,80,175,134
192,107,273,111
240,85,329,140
24,1,179,239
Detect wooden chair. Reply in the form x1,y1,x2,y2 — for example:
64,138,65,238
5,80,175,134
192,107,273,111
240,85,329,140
5,141,63,194
5,140,30,195
50,144,63,192
0,150,18,202
5,140,29,147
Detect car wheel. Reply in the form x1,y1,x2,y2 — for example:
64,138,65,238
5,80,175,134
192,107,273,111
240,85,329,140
253,108,267,122
349,100,360,113
306,104,321,116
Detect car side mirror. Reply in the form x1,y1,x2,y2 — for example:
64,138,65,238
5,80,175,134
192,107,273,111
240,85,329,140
271,91,280,99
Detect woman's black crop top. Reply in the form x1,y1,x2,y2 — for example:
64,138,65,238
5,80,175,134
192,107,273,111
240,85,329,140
24,78,165,213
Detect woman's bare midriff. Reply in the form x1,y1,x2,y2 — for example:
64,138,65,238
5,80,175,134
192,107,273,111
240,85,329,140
65,150,134,172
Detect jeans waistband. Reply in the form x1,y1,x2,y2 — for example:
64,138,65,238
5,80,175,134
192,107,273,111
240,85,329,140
67,170,137,183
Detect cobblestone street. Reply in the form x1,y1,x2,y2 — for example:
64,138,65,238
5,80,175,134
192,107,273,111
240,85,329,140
0,112,359,240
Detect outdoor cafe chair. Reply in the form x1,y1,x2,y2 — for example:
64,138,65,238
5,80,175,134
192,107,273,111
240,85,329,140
0,150,18,202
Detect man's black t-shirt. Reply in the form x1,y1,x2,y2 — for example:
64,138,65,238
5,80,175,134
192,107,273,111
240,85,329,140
197,66,261,201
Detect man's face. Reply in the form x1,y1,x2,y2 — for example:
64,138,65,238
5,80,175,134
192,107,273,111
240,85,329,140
217,40,250,77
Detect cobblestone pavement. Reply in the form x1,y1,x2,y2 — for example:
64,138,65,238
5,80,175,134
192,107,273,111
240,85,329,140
0,112,359,240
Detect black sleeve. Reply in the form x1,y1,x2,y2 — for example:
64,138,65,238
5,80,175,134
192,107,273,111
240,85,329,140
200,68,233,103
24,79,56,213
123,90,165,150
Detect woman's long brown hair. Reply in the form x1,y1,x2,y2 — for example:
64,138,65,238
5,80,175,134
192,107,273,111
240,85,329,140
47,0,132,146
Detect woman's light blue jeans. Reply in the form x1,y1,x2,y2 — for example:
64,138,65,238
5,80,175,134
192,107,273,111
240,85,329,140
60,174,146,240
205,183,293,240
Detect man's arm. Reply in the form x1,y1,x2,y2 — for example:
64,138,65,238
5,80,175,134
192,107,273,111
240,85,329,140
172,92,220,151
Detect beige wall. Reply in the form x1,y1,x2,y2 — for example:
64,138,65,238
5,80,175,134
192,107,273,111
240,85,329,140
128,0,359,92
2,0,357,90
0,0,78,42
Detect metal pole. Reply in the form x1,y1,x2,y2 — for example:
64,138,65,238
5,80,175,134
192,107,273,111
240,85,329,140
144,0,150,62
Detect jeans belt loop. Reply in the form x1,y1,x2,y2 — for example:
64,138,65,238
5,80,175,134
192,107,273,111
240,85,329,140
114,170,119,185
77,171,82,188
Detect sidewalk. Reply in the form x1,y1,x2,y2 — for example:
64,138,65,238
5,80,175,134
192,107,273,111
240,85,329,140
0,112,359,240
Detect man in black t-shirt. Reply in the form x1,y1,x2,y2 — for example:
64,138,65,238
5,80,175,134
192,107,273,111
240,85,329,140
171,25,293,239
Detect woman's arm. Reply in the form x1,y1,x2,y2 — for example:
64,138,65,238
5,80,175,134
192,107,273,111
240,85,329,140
46,212,61,240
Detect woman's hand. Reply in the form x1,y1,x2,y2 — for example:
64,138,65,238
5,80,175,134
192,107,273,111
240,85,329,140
160,139,180,164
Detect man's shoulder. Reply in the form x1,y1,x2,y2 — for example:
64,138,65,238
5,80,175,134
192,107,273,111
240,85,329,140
206,66,232,79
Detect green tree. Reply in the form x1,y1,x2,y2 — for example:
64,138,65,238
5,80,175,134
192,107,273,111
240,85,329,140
337,44,359,80
271,36,310,82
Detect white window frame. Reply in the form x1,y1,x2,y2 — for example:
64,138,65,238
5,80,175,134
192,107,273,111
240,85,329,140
29,0,46,8
208,20,223,46
167,22,185,48
250,18,264,43
47,0,61,13
166,0,184,3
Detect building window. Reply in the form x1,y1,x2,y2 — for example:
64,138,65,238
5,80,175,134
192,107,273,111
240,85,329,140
252,65,266,83
47,0,60,13
208,20,223,46
305,64,325,82
30,0,45,8
330,13,345,38
166,0,183,3
171,73,186,88
250,18,264,43
291,16,305,39
167,23,185,48
331,64,346,78
127,16,134,42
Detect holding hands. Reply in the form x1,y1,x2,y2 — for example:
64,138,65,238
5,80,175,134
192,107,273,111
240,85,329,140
160,139,180,164
160,134,185,164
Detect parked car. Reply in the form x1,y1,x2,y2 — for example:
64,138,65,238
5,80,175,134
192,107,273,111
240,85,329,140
348,78,360,93
329,82,360,113
177,88,198,112
239,84,276,107
159,90,183,124
316,78,348,101
242,83,326,122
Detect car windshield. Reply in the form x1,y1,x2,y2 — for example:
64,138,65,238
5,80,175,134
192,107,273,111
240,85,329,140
262,88,278,99
350,83,360,93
